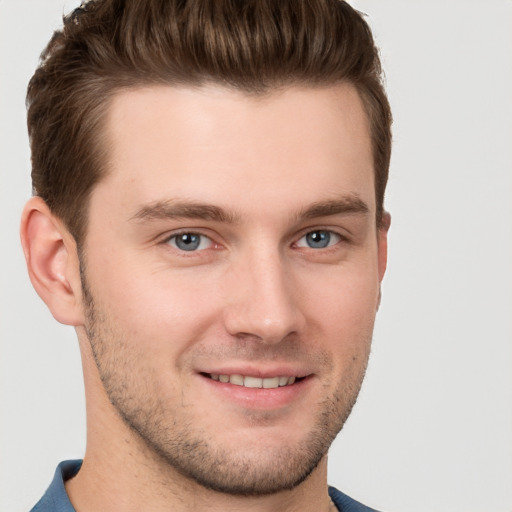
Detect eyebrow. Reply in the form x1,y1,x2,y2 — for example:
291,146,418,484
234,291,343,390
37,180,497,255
298,196,370,219
130,200,240,223
130,195,369,224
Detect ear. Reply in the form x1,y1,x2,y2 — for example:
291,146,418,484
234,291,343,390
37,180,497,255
377,211,391,283
20,196,84,326
376,212,391,310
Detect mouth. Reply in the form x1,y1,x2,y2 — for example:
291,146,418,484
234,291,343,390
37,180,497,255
200,373,305,389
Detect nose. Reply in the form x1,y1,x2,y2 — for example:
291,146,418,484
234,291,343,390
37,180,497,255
222,249,305,344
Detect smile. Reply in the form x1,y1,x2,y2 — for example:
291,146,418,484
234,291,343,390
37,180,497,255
206,373,299,389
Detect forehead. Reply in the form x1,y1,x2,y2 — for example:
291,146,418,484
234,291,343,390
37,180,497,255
98,83,374,220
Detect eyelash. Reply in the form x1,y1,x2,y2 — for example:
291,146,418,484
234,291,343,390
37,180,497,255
295,229,343,250
161,228,347,254
163,231,216,252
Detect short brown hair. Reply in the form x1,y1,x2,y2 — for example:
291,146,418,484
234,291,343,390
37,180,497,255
27,0,392,244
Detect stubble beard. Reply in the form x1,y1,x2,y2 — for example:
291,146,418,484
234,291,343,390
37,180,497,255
80,268,371,496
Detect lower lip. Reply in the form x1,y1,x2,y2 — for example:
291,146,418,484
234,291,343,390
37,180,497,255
199,374,313,410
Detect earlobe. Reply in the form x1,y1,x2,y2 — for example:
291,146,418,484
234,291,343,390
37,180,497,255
20,197,84,326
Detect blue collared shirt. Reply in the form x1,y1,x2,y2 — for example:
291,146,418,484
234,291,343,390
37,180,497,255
30,460,381,511
30,460,80,512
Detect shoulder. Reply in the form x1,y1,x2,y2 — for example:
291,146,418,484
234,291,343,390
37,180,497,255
30,460,82,512
329,486,383,512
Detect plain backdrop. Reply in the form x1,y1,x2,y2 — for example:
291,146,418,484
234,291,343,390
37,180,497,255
1,1,511,511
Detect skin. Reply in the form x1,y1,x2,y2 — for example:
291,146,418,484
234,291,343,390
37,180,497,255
21,83,389,512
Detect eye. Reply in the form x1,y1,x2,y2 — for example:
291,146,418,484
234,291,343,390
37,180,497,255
296,230,341,249
166,232,213,252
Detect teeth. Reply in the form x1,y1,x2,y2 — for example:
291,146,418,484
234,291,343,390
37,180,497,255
211,373,299,389
229,374,244,386
263,377,280,389
279,376,289,386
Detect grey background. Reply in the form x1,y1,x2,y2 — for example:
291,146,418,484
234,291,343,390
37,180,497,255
1,1,511,511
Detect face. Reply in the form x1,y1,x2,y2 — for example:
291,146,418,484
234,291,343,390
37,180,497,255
79,84,387,495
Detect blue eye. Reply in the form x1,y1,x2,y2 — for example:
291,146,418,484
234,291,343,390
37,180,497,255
167,233,212,251
297,230,341,249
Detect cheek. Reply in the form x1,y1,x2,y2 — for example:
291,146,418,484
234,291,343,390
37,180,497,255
302,262,380,325
92,263,225,354
298,262,379,368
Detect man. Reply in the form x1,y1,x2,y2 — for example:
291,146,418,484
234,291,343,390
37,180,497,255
21,0,391,510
